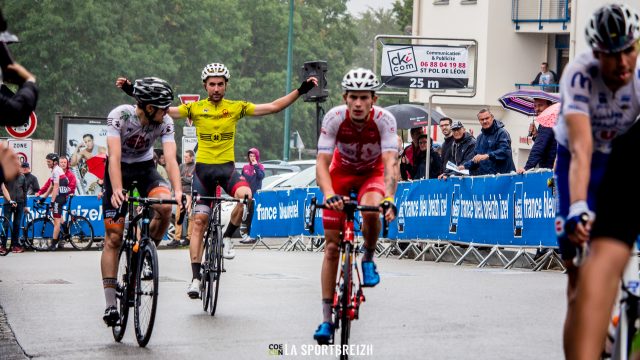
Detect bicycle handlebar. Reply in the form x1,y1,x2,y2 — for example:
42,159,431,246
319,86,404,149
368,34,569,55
190,190,249,205
305,197,390,238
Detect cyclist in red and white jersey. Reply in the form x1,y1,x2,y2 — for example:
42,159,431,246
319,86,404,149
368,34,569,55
313,68,398,343
36,153,69,251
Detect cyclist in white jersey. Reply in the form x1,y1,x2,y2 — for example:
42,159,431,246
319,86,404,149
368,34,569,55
101,77,183,327
552,4,640,359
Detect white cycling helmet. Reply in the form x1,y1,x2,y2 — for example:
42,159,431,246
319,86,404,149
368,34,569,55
341,68,380,91
201,62,230,81
585,3,640,53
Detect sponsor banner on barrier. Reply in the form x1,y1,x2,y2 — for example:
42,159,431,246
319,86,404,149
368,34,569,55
250,171,558,247
0,196,105,237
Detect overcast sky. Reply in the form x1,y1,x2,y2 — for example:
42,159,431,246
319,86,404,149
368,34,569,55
347,0,395,16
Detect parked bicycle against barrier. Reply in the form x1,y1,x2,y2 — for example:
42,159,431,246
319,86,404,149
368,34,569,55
112,189,186,347
191,190,247,316
0,212,12,256
24,195,95,251
306,194,389,357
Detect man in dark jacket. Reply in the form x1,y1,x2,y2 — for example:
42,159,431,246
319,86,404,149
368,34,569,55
438,117,454,173
0,172,26,254
412,133,442,179
460,109,515,175
20,162,39,195
440,121,476,178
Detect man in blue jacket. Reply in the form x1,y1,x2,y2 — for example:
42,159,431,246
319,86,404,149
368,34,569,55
459,109,515,175
517,99,557,173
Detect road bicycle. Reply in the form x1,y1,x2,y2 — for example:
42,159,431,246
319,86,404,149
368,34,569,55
24,195,95,251
306,194,389,357
602,248,640,360
191,190,247,316
112,191,185,347
0,213,11,255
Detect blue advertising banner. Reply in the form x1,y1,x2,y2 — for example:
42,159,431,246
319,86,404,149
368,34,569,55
1,196,104,237
250,171,558,247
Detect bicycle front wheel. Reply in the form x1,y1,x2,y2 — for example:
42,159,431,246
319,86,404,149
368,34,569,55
339,243,353,352
207,225,223,316
134,240,159,347
25,218,53,251
112,245,131,342
201,226,212,312
68,216,94,250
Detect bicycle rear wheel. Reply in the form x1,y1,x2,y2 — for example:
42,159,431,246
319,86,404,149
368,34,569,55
0,216,10,254
68,216,94,250
339,243,353,355
112,246,131,342
25,218,53,251
134,240,159,347
207,225,223,316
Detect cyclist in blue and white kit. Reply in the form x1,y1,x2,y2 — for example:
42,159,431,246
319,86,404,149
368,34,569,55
100,77,183,327
552,4,640,359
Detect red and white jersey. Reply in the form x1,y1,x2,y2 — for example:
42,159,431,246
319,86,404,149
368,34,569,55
318,105,397,172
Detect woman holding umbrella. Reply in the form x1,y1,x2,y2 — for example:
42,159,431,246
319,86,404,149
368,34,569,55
516,100,559,173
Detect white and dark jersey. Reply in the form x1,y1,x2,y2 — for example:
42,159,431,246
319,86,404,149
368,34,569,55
554,51,640,154
318,105,398,172
51,165,69,195
106,104,175,164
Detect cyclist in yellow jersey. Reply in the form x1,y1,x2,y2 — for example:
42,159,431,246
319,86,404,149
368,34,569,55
117,63,317,298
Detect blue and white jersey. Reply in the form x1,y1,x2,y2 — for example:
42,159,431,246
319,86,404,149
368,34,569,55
554,51,640,154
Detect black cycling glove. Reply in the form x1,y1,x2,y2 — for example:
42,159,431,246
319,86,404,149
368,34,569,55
297,79,315,95
380,197,397,217
121,79,134,97
325,194,342,206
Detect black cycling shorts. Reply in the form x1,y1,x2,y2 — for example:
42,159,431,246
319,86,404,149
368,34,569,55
192,162,249,204
102,158,169,222
591,120,640,248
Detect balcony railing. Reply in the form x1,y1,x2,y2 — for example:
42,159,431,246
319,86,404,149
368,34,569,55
515,83,559,93
512,0,570,30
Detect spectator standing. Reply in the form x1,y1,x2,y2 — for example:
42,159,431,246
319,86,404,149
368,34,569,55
0,172,26,254
399,127,422,180
517,99,558,173
459,109,515,175
438,117,454,173
440,121,476,178
412,133,442,179
154,150,169,182
167,150,195,247
239,148,264,244
20,161,39,195
531,62,558,92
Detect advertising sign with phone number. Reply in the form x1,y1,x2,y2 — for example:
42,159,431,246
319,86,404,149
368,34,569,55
5,111,37,138
380,45,470,90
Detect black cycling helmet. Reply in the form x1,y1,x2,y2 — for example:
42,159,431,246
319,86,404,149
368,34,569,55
132,77,174,108
46,153,59,163
585,3,640,53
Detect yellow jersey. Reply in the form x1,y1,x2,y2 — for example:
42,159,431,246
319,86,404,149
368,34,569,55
178,98,255,164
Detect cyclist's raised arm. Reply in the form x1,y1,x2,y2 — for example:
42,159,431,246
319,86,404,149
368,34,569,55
251,77,318,116
115,77,184,121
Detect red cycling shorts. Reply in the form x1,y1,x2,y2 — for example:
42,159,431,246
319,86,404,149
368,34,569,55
322,166,385,231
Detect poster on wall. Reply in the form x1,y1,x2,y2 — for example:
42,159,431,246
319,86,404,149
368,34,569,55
61,117,108,195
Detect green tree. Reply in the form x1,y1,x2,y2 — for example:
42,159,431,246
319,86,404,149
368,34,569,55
392,0,413,33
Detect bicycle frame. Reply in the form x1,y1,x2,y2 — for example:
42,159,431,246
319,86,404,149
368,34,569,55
610,248,640,360
306,195,389,349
